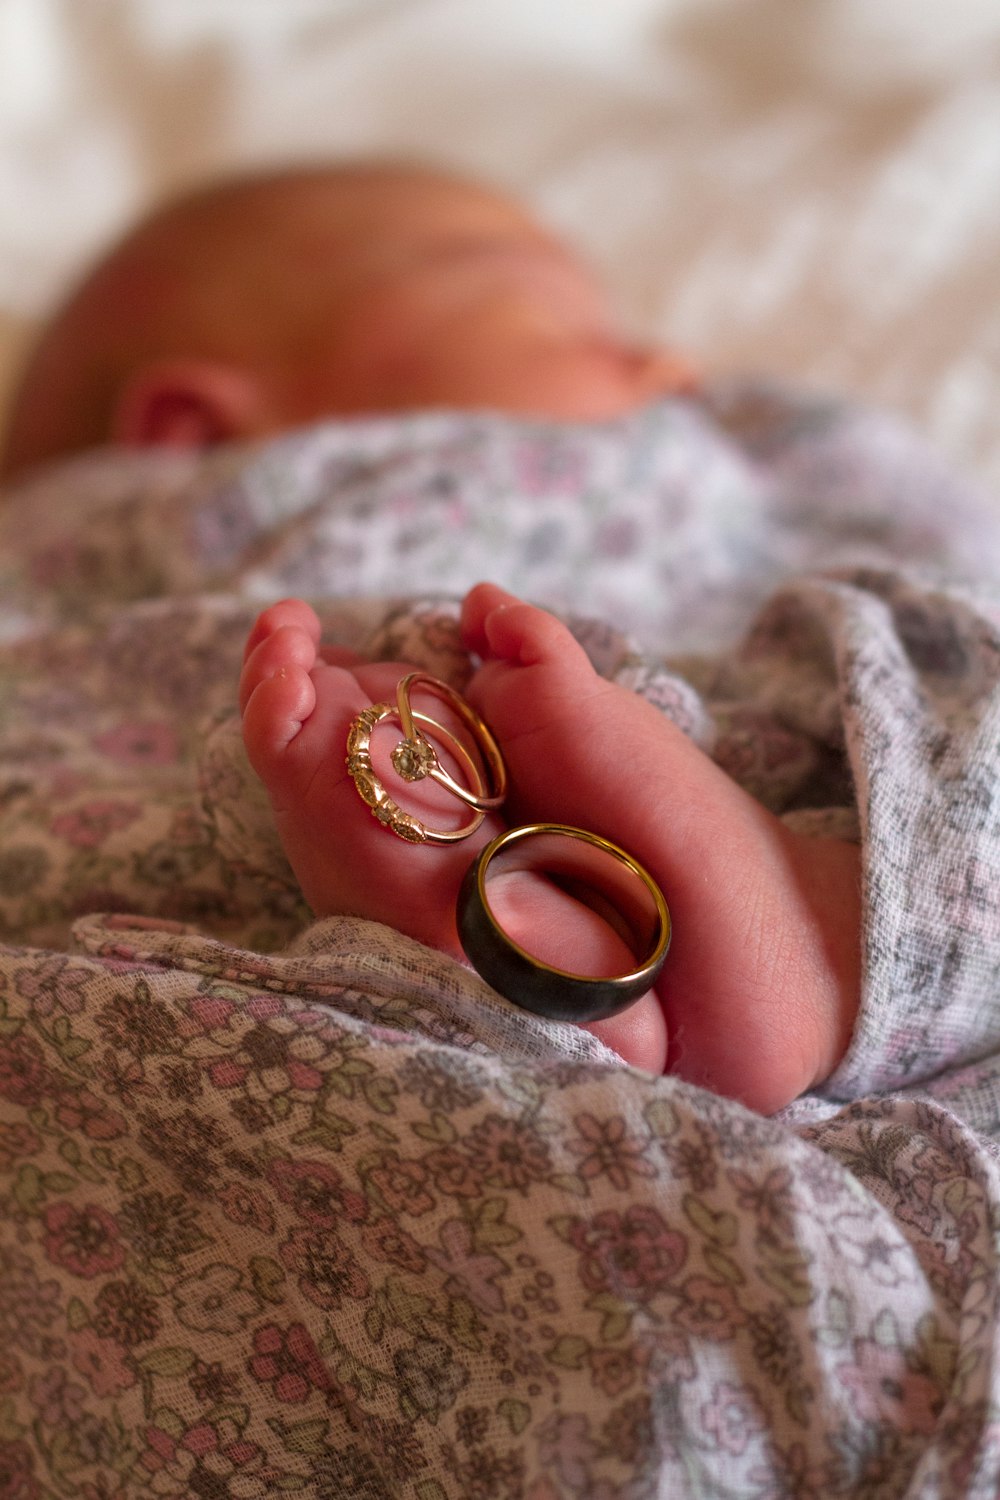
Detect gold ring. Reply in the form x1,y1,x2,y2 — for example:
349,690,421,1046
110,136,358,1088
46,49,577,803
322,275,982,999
395,673,507,812
456,824,671,1022
346,703,488,844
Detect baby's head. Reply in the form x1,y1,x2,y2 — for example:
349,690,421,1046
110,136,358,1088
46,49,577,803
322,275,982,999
0,161,696,479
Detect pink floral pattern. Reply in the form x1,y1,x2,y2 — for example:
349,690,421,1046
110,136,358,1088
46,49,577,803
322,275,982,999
0,385,999,1494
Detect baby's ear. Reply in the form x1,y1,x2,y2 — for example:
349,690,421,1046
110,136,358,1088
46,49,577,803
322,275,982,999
111,358,270,450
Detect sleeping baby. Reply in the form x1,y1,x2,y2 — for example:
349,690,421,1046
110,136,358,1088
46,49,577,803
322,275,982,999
0,160,990,1119
4,159,1000,1498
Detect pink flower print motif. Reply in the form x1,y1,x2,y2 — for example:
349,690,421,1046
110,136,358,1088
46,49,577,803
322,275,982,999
49,800,141,849
833,1211,911,1289
425,1218,508,1315
392,1338,468,1422
568,1206,687,1299
172,1263,261,1336
52,1086,126,1142
185,994,237,1034
217,1182,276,1235
93,721,179,766
673,1275,748,1342
367,1151,435,1218
360,1216,427,1277
206,1014,326,1098
423,1144,484,1200
0,1035,52,1108
267,1158,368,1229
28,1364,86,1426
587,1346,639,1399
96,1049,149,1106
836,1338,943,1435
42,1202,125,1279
699,1380,766,1456
188,1358,241,1408
68,1326,137,1398
0,1248,61,1357
14,956,90,1018
138,1418,266,1493
93,1278,162,1348
247,1320,331,1404
466,1114,552,1193
536,1412,599,1493
0,1122,41,1176
279,1225,370,1311
567,1112,656,1192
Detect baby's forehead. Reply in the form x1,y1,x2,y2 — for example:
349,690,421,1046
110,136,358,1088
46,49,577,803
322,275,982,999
92,169,564,322
50,165,579,370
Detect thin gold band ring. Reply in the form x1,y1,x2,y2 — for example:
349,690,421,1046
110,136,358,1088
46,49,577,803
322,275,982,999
395,672,508,811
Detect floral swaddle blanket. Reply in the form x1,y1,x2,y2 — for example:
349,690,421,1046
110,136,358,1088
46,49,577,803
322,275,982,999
1,382,1000,1497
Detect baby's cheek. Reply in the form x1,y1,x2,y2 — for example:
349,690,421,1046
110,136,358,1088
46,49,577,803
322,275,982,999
511,348,644,421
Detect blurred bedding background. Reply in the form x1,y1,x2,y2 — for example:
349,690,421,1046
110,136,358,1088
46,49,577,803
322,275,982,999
1,0,999,493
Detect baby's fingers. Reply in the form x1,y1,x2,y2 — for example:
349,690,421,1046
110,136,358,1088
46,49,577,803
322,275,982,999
243,598,321,663
242,662,318,772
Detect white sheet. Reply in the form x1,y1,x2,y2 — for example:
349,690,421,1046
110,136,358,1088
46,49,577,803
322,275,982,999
2,0,999,496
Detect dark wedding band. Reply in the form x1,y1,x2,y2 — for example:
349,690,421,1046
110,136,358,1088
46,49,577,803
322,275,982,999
395,672,507,811
457,823,671,1023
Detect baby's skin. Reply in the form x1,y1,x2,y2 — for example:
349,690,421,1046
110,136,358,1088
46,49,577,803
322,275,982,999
240,584,861,1114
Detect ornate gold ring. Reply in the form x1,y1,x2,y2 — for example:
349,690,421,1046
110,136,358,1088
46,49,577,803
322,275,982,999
345,674,507,844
